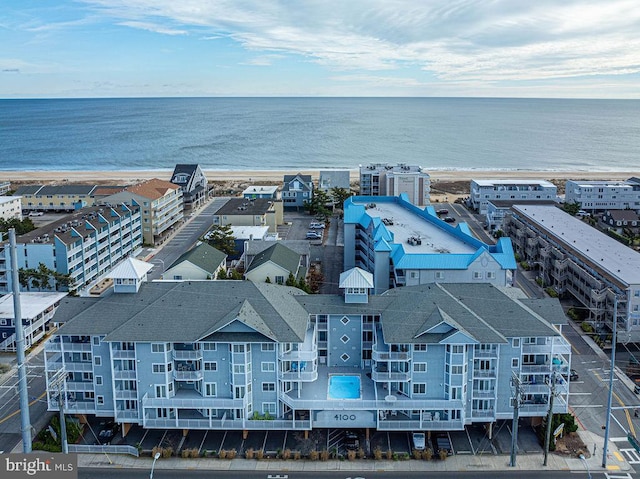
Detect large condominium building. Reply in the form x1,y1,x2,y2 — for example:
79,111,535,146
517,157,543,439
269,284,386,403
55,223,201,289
565,178,640,213
504,204,640,342
470,179,557,215
344,195,516,294
0,204,142,294
359,163,430,206
45,273,570,434
0,196,22,220
102,179,183,246
13,184,98,213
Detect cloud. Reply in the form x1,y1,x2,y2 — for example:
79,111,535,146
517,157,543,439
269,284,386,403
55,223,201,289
242,54,284,66
68,1,640,85
2,68,20,73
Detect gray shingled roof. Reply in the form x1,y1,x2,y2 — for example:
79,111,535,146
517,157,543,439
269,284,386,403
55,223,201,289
38,185,98,195
14,185,43,195
169,243,227,274
54,281,309,343
246,243,300,274
215,198,273,216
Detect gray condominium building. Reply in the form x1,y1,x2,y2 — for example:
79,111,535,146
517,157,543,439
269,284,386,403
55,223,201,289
45,272,570,435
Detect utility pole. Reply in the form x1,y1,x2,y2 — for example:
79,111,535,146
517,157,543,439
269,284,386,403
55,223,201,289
50,370,69,454
602,295,618,468
510,371,522,467
543,371,557,466
9,228,32,453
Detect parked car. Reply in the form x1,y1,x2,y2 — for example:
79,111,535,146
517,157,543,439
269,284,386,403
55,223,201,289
443,216,456,223
28,211,44,217
97,422,120,444
432,433,453,456
344,431,360,450
412,432,426,451
563,369,579,381
306,231,322,240
309,222,325,229
436,209,449,215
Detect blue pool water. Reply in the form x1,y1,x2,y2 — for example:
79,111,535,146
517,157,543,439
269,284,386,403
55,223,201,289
328,375,361,400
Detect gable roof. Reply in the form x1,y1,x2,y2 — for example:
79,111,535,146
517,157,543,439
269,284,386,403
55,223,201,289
54,281,309,343
339,267,374,289
171,164,198,186
283,173,313,191
246,243,301,274
169,242,227,274
124,178,180,200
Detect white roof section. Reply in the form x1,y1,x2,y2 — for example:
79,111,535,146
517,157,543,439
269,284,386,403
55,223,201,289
107,257,153,280
242,185,278,195
353,200,476,254
0,292,66,319
0,196,21,205
472,179,556,187
230,226,269,240
340,267,374,289
513,204,640,286
567,180,632,188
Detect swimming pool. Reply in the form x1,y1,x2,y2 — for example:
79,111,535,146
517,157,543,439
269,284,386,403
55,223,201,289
328,375,361,400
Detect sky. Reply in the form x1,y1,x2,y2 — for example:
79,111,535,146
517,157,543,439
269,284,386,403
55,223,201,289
1,0,640,98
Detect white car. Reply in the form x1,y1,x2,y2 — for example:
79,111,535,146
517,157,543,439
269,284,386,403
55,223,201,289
412,432,426,451
309,222,325,229
28,211,44,217
306,231,322,240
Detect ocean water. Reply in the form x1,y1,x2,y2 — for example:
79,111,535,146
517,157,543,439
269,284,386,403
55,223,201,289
0,97,639,172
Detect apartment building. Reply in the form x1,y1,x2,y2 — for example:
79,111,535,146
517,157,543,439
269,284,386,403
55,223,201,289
565,179,640,213
504,204,640,342
469,180,557,215
0,292,66,352
0,181,11,195
101,179,183,246
359,163,430,206
242,186,279,200
0,204,142,294
344,195,516,294
319,170,351,192
44,275,570,432
0,196,22,220
13,184,98,213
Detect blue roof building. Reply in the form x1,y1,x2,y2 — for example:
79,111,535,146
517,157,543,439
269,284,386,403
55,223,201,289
344,194,516,294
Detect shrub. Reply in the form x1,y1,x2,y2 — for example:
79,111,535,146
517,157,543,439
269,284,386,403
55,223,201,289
422,448,433,461
581,321,594,333
320,450,329,461
386,449,393,460
256,449,264,460
245,448,254,459
293,451,301,460
219,449,227,459
373,447,383,460
357,448,366,459
281,449,291,460
162,447,173,458
439,449,448,460
413,449,422,459
227,449,237,459
309,450,319,461
347,450,356,461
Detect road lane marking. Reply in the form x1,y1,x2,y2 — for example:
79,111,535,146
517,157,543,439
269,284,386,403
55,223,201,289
0,390,47,425
619,448,640,464
614,451,624,461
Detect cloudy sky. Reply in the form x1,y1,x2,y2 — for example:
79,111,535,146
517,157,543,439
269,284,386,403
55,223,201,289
2,0,640,98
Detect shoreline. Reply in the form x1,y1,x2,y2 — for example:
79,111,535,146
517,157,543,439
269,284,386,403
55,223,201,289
1,169,637,184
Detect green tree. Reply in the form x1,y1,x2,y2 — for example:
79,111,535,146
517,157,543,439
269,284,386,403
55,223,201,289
330,187,352,208
217,268,228,280
18,263,74,293
562,201,581,216
285,271,297,286
0,217,36,236
204,225,237,256
305,189,331,221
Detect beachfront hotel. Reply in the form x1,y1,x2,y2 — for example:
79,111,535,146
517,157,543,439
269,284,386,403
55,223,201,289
0,204,142,294
44,270,570,434
343,194,516,294
504,204,640,343
469,179,558,215
359,163,430,206
565,178,640,213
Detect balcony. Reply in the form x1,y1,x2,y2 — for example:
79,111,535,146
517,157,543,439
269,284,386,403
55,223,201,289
371,370,411,382
112,350,135,359
142,417,311,430
280,393,464,411
64,362,93,372
115,389,138,400
473,349,498,358
472,369,497,378
113,369,137,380
173,370,203,381
115,410,139,421
372,344,409,361
522,343,551,354
471,390,496,399
280,370,318,382
279,348,317,362
471,409,495,418
62,342,92,352
65,381,95,392
142,394,245,409
172,349,203,361
378,419,464,431
520,364,552,374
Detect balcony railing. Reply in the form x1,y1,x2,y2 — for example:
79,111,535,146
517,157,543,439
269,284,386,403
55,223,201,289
61,342,92,352
371,370,411,382
378,419,464,431
471,409,495,418
280,370,318,382
111,350,136,359
115,410,140,421
372,345,409,361
142,417,311,430
172,349,203,361
173,370,203,381
65,381,95,392
522,344,552,354
142,394,245,409
64,362,93,372
473,349,498,358
280,393,463,411
113,369,137,380
471,390,496,399
520,364,552,374
279,349,317,361
472,369,497,378
115,389,138,399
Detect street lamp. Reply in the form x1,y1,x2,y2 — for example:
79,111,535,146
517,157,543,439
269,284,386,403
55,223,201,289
579,454,592,479
150,451,161,479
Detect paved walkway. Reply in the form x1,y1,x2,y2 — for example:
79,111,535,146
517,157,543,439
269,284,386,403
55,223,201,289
76,430,629,473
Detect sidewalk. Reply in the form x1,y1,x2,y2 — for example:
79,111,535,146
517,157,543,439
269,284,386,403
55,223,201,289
76,431,629,473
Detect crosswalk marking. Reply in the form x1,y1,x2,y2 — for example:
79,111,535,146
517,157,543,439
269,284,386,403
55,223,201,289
619,448,640,464
605,473,633,479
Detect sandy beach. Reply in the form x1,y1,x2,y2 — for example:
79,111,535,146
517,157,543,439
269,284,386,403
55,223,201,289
2,169,637,184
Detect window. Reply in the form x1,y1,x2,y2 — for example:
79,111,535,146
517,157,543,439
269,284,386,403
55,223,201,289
451,365,463,374
261,344,275,351
94,356,101,366
450,345,464,354
512,358,519,368
82,372,93,381
413,383,426,394
233,344,245,353
202,343,217,351
262,383,276,392
275,276,284,285
262,362,276,372
512,338,520,348
204,362,217,371
413,344,427,352
435,271,444,279
152,364,166,373
95,376,103,386
97,396,104,405
84,392,95,400
151,343,164,353
81,352,91,361
522,354,535,364
156,385,166,398
486,272,496,279
451,387,461,399
413,363,427,372
233,364,245,374
204,383,216,397
92,337,100,346
263,402,277,415
473,271,482,279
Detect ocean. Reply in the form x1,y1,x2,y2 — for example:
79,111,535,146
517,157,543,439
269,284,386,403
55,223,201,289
1,97,639,173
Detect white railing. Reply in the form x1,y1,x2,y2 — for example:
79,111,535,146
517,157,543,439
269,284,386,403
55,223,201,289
115,410,140,420
111,350,135,359
280,393,463,411
142,417,311,430
113,369,137,380
471,410,495,418
371,370,411,382
520,364,552,374
172,349,202,360
522,344,552,354
114,389,138,399
142,394,245,409
65,382,94,392
173,370,203,381
372,345,409,361
61,342,92,352
378,419,464,431
279,349,317,361
69,445,139,457
471,390,496,399
64,362,93,372
280,370,318,382
472,369,497,378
